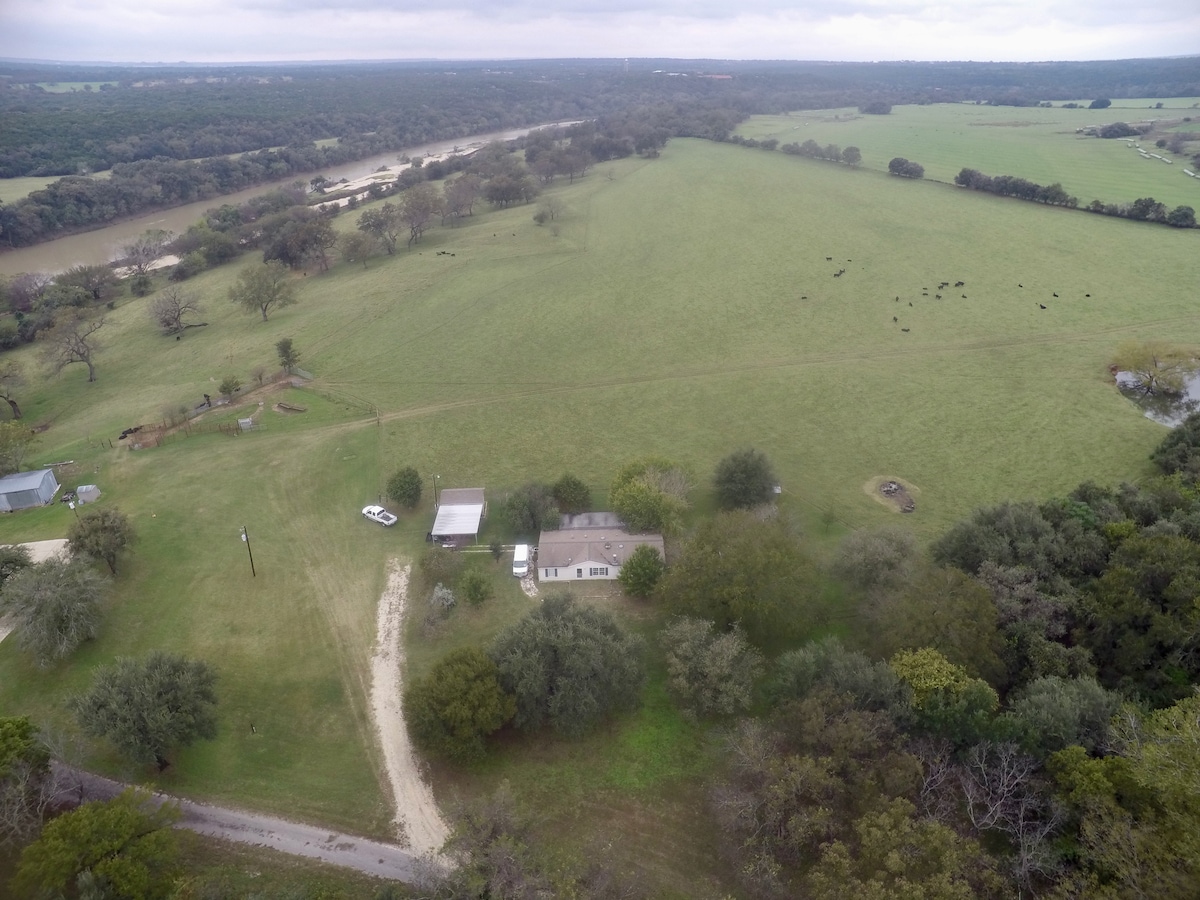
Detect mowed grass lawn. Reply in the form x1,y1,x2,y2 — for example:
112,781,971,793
735,100,1200,210
0,125,1194,886
0,417,398,835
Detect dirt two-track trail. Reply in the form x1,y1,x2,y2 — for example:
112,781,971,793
46,559,449,884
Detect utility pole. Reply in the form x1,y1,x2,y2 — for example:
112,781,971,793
241,526,256,577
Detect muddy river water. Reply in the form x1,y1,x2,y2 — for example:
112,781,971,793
0,123,575,276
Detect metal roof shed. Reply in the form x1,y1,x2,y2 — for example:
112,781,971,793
75,484,102,504
431,488,486,543
0,469,59,512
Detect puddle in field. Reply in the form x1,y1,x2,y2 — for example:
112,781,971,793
1116,370,1200,427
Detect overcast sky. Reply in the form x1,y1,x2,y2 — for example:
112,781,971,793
1,0,1196,64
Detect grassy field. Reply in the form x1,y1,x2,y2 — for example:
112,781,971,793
0,171,112,204
0,116,1196,892
734,100,1200,210
32,82,118,93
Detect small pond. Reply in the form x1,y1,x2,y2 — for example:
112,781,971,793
1116,370,1200,427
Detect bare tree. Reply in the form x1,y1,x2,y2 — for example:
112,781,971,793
120,229,173,278
338,231,377,269
148,286,205,335
957,741,1064,890
0,716,53,850
443,174,484,223
0,360,26,419
1113,340,1196,395
534,197,565,225
6,273,52,313
911,736,960,822
959,741,1038,833
401,183,444,247
357,203,402,254
42,314,105,382
0,421,37,476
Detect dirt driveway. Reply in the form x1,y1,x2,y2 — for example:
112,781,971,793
370,560,449,854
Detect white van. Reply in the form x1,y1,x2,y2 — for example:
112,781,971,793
512,544,530,577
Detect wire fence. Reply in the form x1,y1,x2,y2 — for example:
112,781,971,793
130,419,245,449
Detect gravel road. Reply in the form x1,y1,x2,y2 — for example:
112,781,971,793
52,763,424,882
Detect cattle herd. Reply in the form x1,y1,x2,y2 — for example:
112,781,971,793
803,253,1096,334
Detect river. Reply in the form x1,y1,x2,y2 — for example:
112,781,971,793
0,123,576,276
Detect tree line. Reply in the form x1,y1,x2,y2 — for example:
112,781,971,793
4,57,1197,180
955,166,1197,227
6,55,1200,249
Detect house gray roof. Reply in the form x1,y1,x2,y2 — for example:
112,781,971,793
0,469,53,493
559,511,621,530
537,527,664,569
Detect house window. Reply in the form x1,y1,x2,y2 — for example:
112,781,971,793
589,567,609,577
576,568,583,578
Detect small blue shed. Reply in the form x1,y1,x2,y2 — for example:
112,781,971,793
0,469,59,512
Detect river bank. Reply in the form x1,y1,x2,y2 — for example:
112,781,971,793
0,122,582,277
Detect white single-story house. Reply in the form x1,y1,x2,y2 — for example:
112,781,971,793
0,469,59,512
431,487,486,545
537,526,664,582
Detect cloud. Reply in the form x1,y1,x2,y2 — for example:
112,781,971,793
1,0,1197,62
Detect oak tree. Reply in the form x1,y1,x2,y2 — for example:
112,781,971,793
490,593,644,736
405,647,514,762
12,789,180,900
0,556,108,668
661,617,762,717
713,448,777,510
229,260,296,321
616,543,665,599
386,466,422,509
357,202,402,254
72,652,218,770
68,506,134,575
657,509,815,643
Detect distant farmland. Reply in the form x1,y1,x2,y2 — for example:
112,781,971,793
735,99,1200,210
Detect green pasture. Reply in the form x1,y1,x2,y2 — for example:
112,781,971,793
0,419,397,835
298,138,1181,534
32,82,117,93
0,171,111,204
0,128,1196,890
734,100,1200,210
